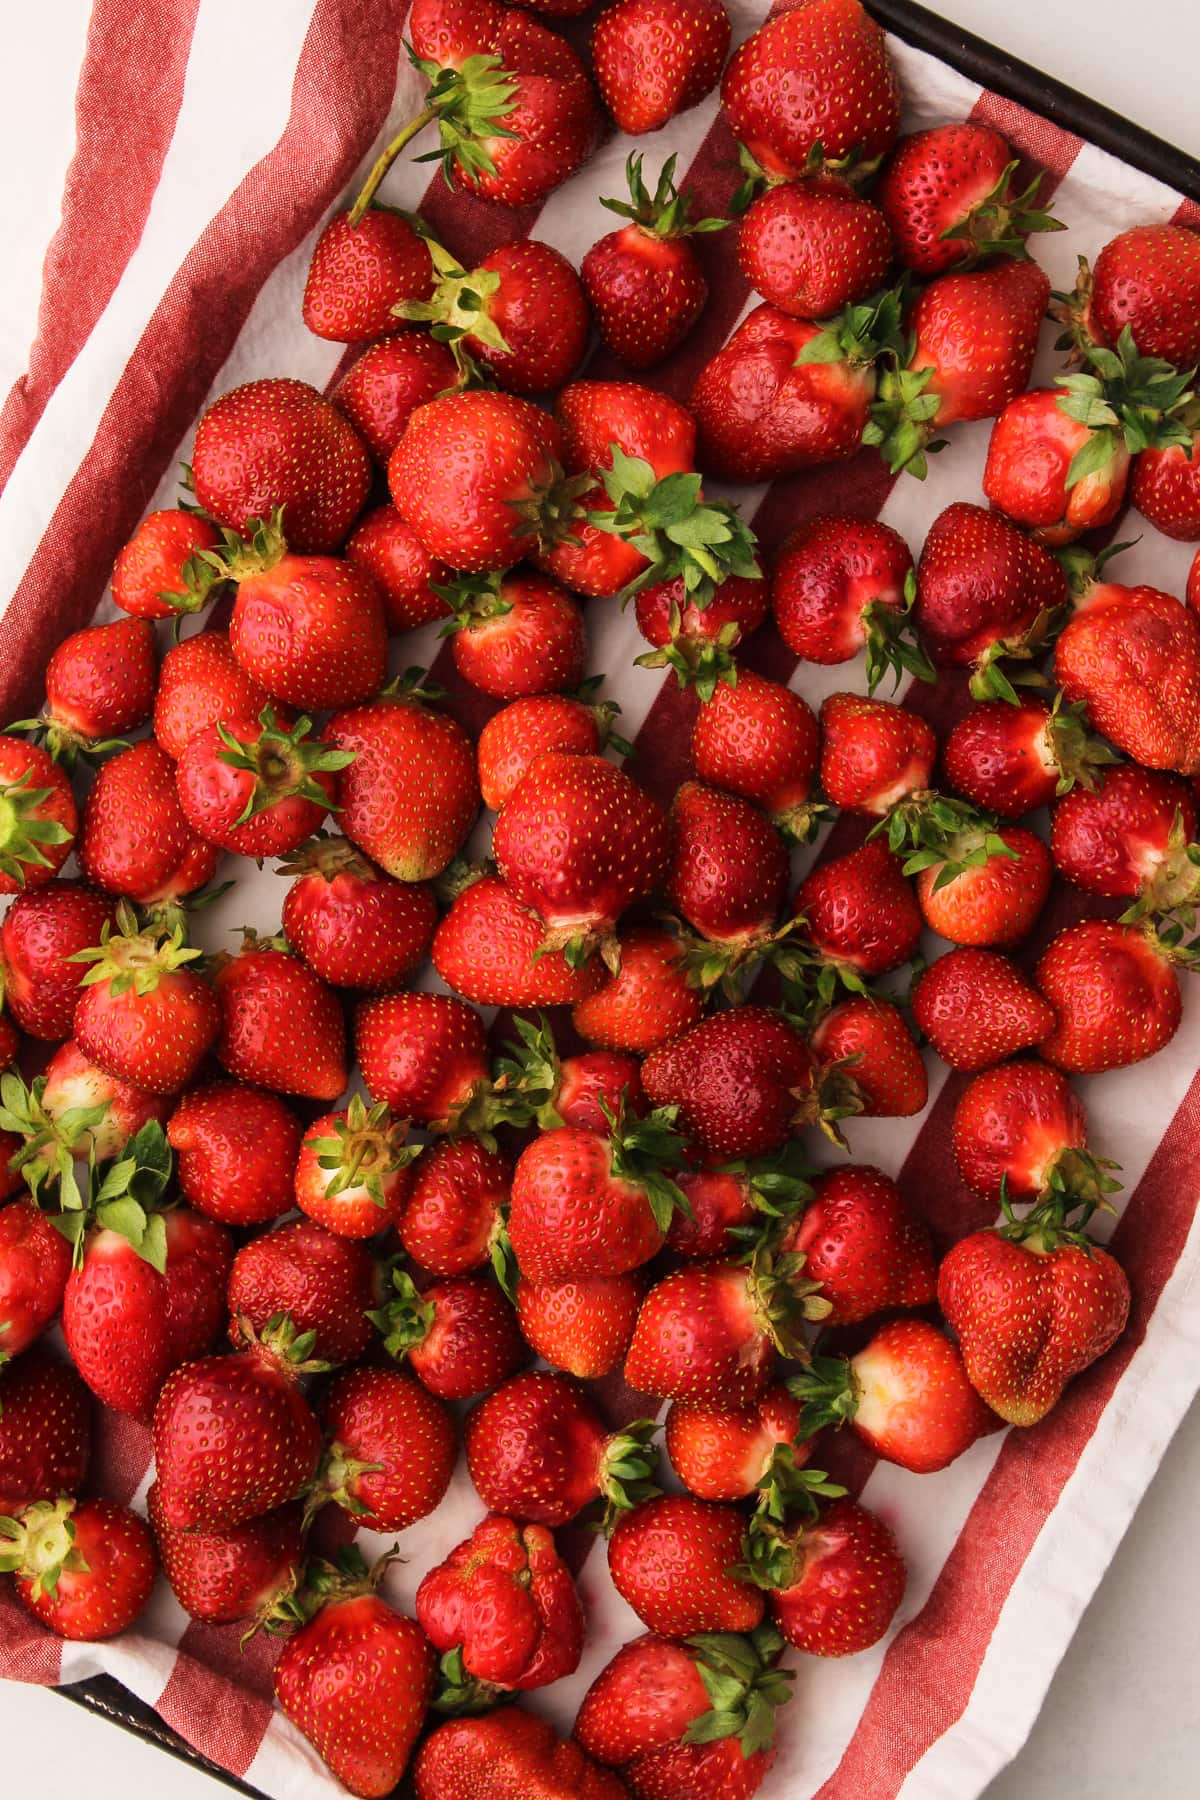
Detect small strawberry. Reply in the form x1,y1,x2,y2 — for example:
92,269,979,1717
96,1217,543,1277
433,872,607,1008
295,1095,421,1239
168,1082,303,1227
280,835,437,991
439,568,587,700
215,936,347,1101
148,1486,304,1628
334,336,459,465
12,616,157,764
0,882,114,1040
153,628,291,761
667,1155,811,1261
772,513,929,693
609,1494,764,1637
912,823,1052,949
983,388,1130,544
302,206,435,343
0,1350,90,1513
641,1007,820,1160
739,176,893,319
751,1493,906,1658
0,1200,74,1359
372,1266,525,1400
912,947,1057,1071
634,572,768,697
691,667,820,838
515,1271,642,1378
312,1364,456,1531
415,1712,625,1800
1055,576,1200,774
229,1219,379,1366
1131,435,1200,541
792,838,923,986
951,1059,1115,1203
355,991,491,1131
572,923,705,1054
665,781,789,987
0,739,76,896
73,908,220,1094
396,1136,511,1276
594,0,730,135
494,1015,644,1132
819,692,936,816
1051,765,1200,911
477,691,625,813
1081,222,1200,365
1,1498,156,1642
810,995,928,1119
78,738,220,906
111,507,224,620
941,694,1115,817
781,1164,934,1325
878,123,1063,277
175,706,352,858
665,1383,806,1506
1035,919,1185,1073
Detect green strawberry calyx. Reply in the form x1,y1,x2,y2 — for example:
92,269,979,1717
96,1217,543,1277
0,1070,109,1213
434,570,516,637
430,1645,504,1717
871,789,1018,888
589,446,762,609
49,1117,176,1273
603,1096,693,1236
0,765,73,887
1056,326,1197,482
939,161,1065,265
861,569,937,696
304,1093,421,1211
0,1498,86,1597
786,1352,861,1438
395,236,510,385
634,606,743,703
600,152,729,242
597,1418,662,1534
215,706,355,830
367,1263,436,1364
71,902,204,999
682,1624,796,1759
737,1478,848,1591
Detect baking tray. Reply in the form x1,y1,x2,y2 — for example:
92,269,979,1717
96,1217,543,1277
54,0,1200,1792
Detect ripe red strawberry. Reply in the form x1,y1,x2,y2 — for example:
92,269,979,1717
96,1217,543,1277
74,910,220,1094
914,823,1052,948
295,1096,419,1239
498,1019,645,1133
494,752,670,968
912,947,1057,1071
1051,765,1199,909
772,513,927,692
721,0,900,179
667,1160,801,1260
168,1082,302,1227
356,991,491,1130
334,336,460,465
303,207,435,343
1036,919,1183,1073
939,1208,1131,1426
572,923,704,1054
78,739,220,906
441,568,587,699
477,691,624,813
691,667,820,837
642,1007,819,1160
1085,222,1200,365
942,695,1114,817
397,1137,511,1275
280,836,437,991
0,881,114,1040
914,501,1069,690
17,616,157,762
39,1039,171,1162
790,1316,998,1473
314,1365,456,1531
740,177,893,319
465,1369,658,1526
0,738,76,895
0,1350,90,1513
153,1337,322,1530
433,873,608,1008
148,1486,304,1627
515,1271,642,1378
2,1498,156,1641
153,628,290,761
175,707,351,858
665,1383,805,1504
983,388,1130,544
228,1220,380,1365
951,1059,1110,1202
1131,433,1200,540
1055,579,1200,774
373,1267,525,1400
415,1712,625,1800
792,838,923,982
609,1494,764,1637
666,780,788,976
810,996,928,1118
346,503,453,633
593,0,729,135
819,692,936,815
192,377,371,552
0,1200,74,1358
416,1515,583,1693
878,123,1063,277
111,507,223,620
323,681,480,881
274,1552,434,1799
634,571,768,696
781,1164,934,1325
757,1494,906,1657
215,938,347,1101
400,237,588,395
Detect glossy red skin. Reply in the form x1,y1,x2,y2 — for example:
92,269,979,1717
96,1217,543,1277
356,991,489,1127
572,924,705,1055
665,1383,802,1501
666,780,787,944
515,1271,642,1378
583,224,708,370
794,838,923,976
149,1487,304,1625
554,1051,644,1131
112,508,221,620
303,208,435,343
593,0,730,135
0,1350,91,1514
449,572,587,699
16,1500,156,1641
984,389,1129,543
1035,919,1182,1073
847,1317,999,1473
624,1260,775,1408
508,1127,669,1281
175,718,338,858
433,875,605,1008
334,335,460,464
477,694,605,813
941,698,1061,816
608,1494,765,1637
0,1199,74,1356
414,1710,625,1800
75,964,221,1096
773,513,915,665
666,1166,756,1259
812,995,928,1116
1132,437,1200,541
912,947,1057,1071
1055,583,1200,774
952,1060,1088,1201
784,1165,935,1326
41,1040,171,1162
915,501,1069,668
44,616,157,740
690,305,875,484
153,630,289,761
635,570,768,655
284,860,437,991
168,1082,303,1227
405,1275,527,1401
0,738,77,896
227,1219,379,1365
1051,765,1197,898
320,1365,456,1531
0,882,113,1040
739,178,893,318
770,1497,906,1656
397,1139,511,1275
908,259,1050,427
417,1515,583,1690
229,553,388,712
465,1371,609,1525
462,240,589,394
162,1209,236,1370
642,1006,817,1160
916,824,1053,949
192,377,371,554
214,948,347,1103
347,504,453,632
819,692,936,816
1091,223,1200,366
691,666,820,828
878,122,1019,277
79,739,221,904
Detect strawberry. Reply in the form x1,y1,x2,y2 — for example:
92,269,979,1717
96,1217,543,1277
440,568,587,699
416,1515,583,1694
313,1364,456,1530
878,123,1063,277
464,1369,658,1526
781,1164,934,1325
819,692,936,815
346,503,453,632
495,1015,644,1132
665,1383,806,1505
40,1039,171,1161
792,838,923,985
1,1498,156,1642
789,1316,999,1473
691,667,820,837
356,991,491,1130
14,616,157,763
477,691,624,813
0,881,113,1040
152,1332,323,1530
1131,436,1200,541
280,835,437,991
153,628,290,761
302,207,435,343
414,1712,625,1800
771,512,927,692
192,377,371,553
515,1270,642,1378
216,937,347,1102
951,1059,1113,1202
0,1200,73,1359
983,388,1130,544
148,1486,304,1628
0,1350,90,1513
228,1218,380,1365
810,995,928,1118
914,501,1069,694
372,1267,525,1399
665,780,789,984
334,336,460,465
323,679,480,881
0,1068,107,1212
753,1494,906,1658
111,507,224,620
576,1624,794,1796
0,738,76,895
433,872,608,1007
1083,222,1200,365
397,1137,511,1275
78,739,220,906
634,571,769,696
721,0,900,179
583,153,724,370
572,923,705,1054
1051,765,1200,909
593,0,729,135
939,1203,1131,1426
494,752,670,968
1055,577,1200,774
642,1007,820,1160
740,177,893,319
73,909,220,1094
608,1494,764,1637
912,947,1057,1071
168,1082,303,1226
175,707,352,858
942,694,1114,817
273,1550,434,1799
1036,919,1184,1073
667,1160,803,1261
913,822,1052,949
296,1096,419,1239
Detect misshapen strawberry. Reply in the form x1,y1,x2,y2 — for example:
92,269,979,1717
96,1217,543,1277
227,1218,380,1366
478,691,625,813
169,1082,303,1227
739,177,893,320
1055,574,1200,774
819,692,936,816
397,1137,511,1276
952,1059,1116,1203
0,738,76,896
572,923,704,1054
335,337,460,466
295,1096,421,1239
772,513,929,693
148,1486,304,1628
280,835,437,991
313,1365,456,1532
302,207,435,343
878,122,1063,277
0,1350,90,1513
781,1164,935,1325
415,1711,625,1800
1,1498,156,1642
112,507,224,620
1035,919,1185,1073
609,1494,764,1637
594,0,730,135
1050,765,1200,910
912,947,1056,1071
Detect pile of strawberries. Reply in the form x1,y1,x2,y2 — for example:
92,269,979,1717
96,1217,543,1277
5,0,1200,1795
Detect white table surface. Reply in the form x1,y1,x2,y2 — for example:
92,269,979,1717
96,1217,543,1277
3,2,1200,1795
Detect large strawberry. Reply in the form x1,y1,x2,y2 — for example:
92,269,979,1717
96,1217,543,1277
1050,765,1199,910
111,507,224,620
739,177,893,319
0,1498,156,1642
0,1200,74,1359
572,923,705,1054
335,336,460,466
771,512,929,694
1055,576,1200,774
227,1218,380,1366
148,1486,304,1629
215,936,347,1102
593,0,730,135
0,881,114,1040
942,694,1115,818
302,206,435,343
414,1712,625,1800
280,835,437,991
1076,222,1200,365
78,738,220,908
641,1007,821,1160
608,1494,764,1637
153,628,288,761
175,707,352,858
515,1270,642,1379
912,947,1056,1071
0,738,76,896
433,874,605,1008
781,1164,936,1325
312,1365,455,1532
878,122,1063,277
1035,919,1185,1073
169,1082,303,1227
0,1349,90,1513
73,908,220,1095
356,992,493,1132
951,1060,1117,1204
